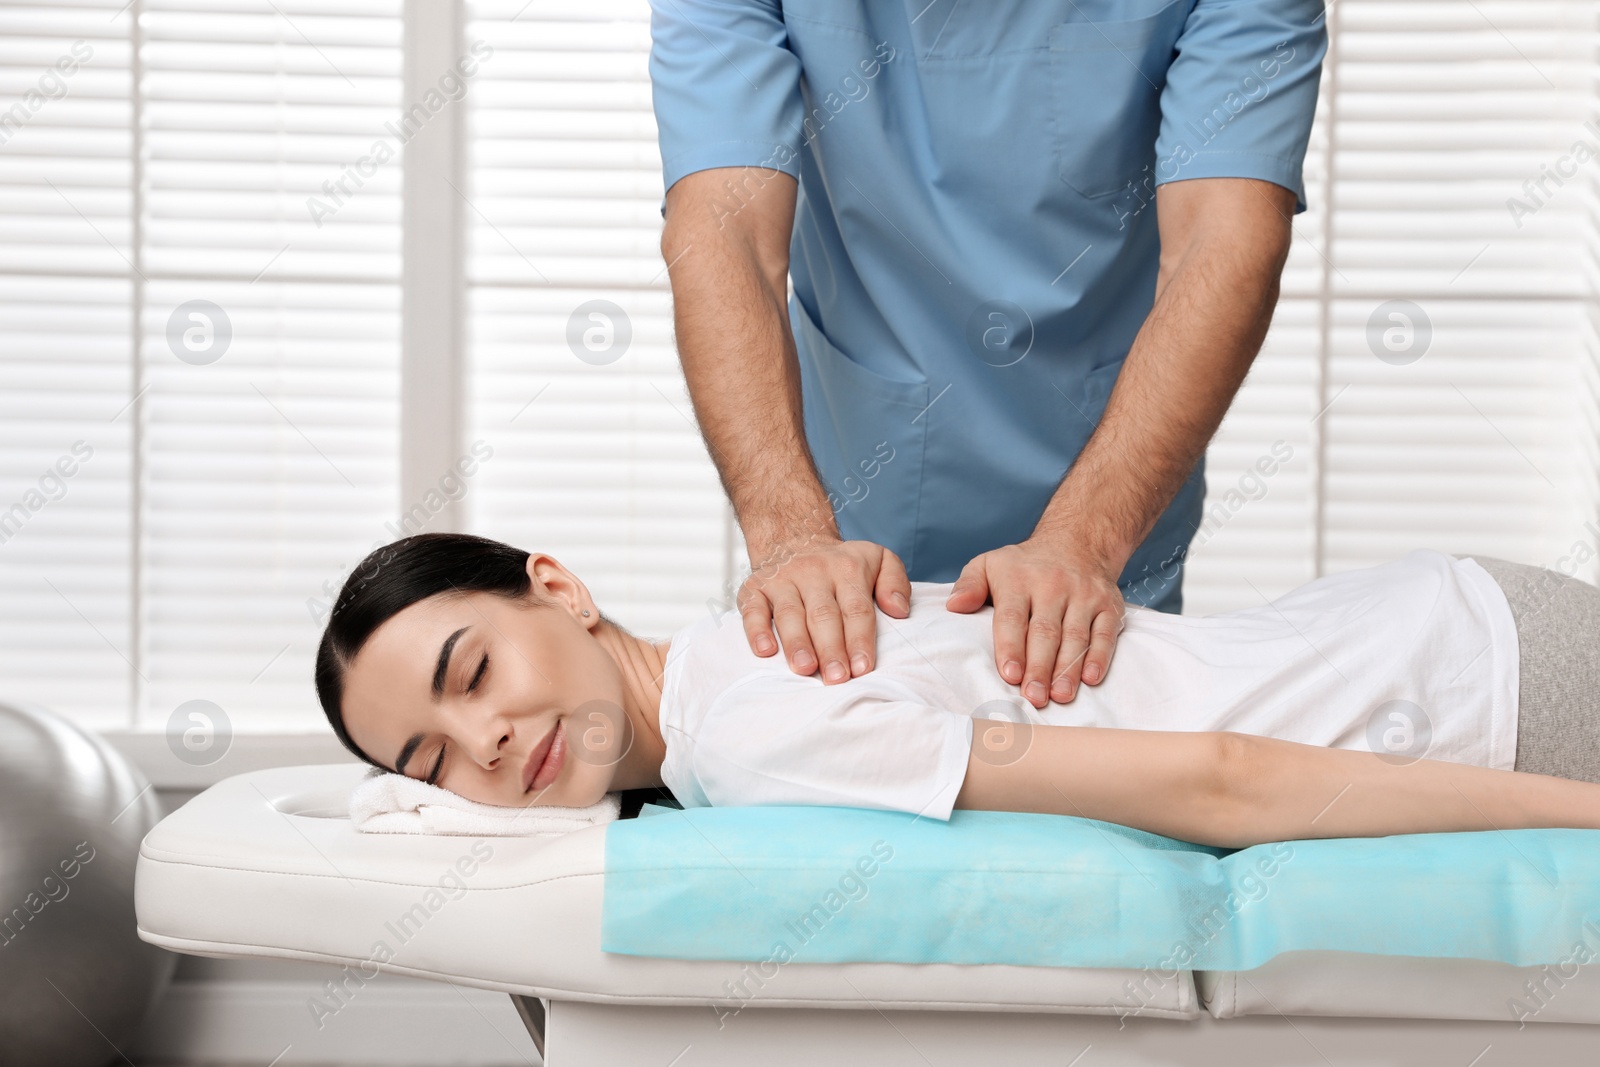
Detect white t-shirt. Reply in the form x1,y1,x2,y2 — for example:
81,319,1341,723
655,549,1520,821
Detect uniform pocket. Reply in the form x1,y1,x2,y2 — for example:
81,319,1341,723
1049,2,1189,199
789,297,929,570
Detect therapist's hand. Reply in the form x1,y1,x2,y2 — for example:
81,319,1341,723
738,535,912,683
945,538,1126,708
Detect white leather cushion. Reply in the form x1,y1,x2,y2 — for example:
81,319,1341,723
1199,950,1600,1024
135,764,1199,1017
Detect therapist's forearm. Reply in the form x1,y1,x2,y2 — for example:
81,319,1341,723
1033,180,1294,565
661,169,835,558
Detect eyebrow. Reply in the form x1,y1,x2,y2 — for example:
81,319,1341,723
393,624,470,775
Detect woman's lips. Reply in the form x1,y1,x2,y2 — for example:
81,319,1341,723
524,720,566,794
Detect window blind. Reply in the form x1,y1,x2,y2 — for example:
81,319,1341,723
1183,0,1600,612
0,2,133,728
463,0,734,641
138,0,402,731
0,0,403,731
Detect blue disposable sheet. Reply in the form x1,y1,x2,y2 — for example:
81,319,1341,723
602,805,1600,971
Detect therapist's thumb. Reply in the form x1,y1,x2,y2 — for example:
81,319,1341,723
945,558,990,613
873,547,912,618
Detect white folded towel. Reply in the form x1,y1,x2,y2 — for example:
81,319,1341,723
348,768,621,836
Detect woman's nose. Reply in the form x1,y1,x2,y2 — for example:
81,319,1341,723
456,708,511,768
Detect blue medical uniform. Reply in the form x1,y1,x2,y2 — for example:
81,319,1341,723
649,0,1325,612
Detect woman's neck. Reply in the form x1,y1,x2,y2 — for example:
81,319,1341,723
590,619,672,790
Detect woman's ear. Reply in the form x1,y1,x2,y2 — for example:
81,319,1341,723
523,551,564,601
523,552,596,623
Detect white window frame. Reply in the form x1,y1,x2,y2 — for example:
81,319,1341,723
399,0,466,530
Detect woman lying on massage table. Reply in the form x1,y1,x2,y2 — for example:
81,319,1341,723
314,532,1600,849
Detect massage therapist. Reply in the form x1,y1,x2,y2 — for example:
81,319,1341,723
647,0,1326,707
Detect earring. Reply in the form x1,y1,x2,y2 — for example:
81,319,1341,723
582,610,590,616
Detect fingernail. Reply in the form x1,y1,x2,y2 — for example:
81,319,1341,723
1084,663,1100,684
1026,681,1048,704
796,650,815,671
851,653,869,675
891,592,908,613
1004,660,1022,683
825,660,847,682
756,635,775,654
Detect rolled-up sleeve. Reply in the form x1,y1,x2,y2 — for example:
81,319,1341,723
647,0,806,208
1154,0,1328,214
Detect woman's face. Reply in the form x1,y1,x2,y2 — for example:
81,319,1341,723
340,564,630,808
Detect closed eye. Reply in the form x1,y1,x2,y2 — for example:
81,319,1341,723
426,654,489,785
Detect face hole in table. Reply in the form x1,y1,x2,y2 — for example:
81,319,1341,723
267,789,351,819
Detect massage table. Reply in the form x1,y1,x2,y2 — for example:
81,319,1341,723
135,764,1600,1065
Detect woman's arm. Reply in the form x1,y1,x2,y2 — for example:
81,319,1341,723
954,721,1600,848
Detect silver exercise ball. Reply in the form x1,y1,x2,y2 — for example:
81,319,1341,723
0,700,175,1067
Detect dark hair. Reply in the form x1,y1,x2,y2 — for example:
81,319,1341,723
315,532,540,769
